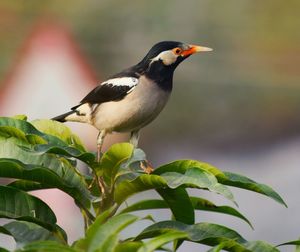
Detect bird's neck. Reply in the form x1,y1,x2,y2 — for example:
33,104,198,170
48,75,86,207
136,61,174,91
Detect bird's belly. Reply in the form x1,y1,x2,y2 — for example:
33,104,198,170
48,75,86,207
92,83,170,133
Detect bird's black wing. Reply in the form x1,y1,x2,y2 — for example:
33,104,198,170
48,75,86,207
74,77,139,108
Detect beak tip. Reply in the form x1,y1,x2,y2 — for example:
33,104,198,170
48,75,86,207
198,46,213,52
190,44,213,53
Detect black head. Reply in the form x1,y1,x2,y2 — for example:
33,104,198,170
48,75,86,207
135,41,212,91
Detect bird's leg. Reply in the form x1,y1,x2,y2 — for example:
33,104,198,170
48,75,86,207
130,130,154,174
129,130,140,148
96,130,106,162
89,129,107,190
95,130,110,210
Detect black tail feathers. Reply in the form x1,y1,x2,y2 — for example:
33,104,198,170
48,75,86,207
52,111,74,122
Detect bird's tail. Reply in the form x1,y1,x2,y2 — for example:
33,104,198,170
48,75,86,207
52,111,75,122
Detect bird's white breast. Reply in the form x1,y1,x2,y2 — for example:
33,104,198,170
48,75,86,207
92,76,170,133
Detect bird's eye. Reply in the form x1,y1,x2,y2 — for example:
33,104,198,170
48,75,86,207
173,47,183,55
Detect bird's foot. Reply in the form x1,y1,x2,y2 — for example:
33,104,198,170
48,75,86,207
140,160,154,174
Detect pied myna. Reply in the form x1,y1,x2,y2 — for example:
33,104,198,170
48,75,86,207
52,41,212,161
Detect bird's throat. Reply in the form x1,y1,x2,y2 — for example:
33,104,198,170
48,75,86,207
145,61,174,91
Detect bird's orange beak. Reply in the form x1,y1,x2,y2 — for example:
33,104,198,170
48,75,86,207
181,44,213,57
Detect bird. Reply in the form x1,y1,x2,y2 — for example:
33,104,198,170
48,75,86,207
52,41,212,162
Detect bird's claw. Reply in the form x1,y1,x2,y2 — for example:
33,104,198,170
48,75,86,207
140,160,154,174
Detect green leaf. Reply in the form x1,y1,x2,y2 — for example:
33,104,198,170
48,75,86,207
120,199,167,213
100,143,134,185
14,240,77,252
154,160,234,203
137,231,188,252
0,125,44,146
154,159,286,207
75,213,139,252
160,168,235,204
115,241,143,252
0,117,92,208
206,240,243,252
0,125,51,147
157,188,195,225
0,138,91,205
154,160,224,177
245,240,279,252
25,134,48,145
120,148,147,173
115,167,235,208
0,186,65,238
33,144,95,164
112,148,148,190
219,172,287,207
0,221,64,246
12,115,27,121
0,118,88,158
8,180,51,191
31,119,86,151
124,148,147,167
114,174,167,205
120,197,252,228
0,118,37,143
0,158,92,209
190,197,252,228
0,185,56,225
207,240,279,252
136,221,247,250
277,239,300,247
0,117,63,146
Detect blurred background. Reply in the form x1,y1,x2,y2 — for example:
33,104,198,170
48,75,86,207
0,0,299,251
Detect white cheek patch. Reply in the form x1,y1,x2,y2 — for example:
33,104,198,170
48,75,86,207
101,77,139,87
151,50,178,66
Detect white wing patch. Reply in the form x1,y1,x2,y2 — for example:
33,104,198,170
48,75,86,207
101,77,139,88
